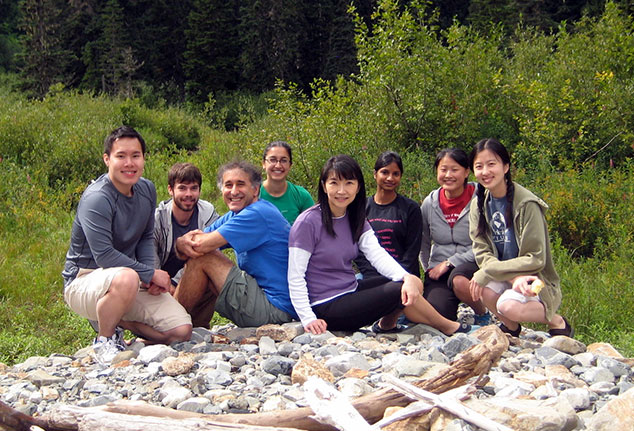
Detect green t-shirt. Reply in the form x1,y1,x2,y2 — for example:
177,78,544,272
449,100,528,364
260,181,314,225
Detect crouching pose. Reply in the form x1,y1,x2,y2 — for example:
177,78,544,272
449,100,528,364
288,155,474,336
468,138,573,338
62,126,192,364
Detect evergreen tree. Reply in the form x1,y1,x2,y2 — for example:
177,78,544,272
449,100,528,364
81,0,141,95
239,0,305,91
128,0,192,101
300,0,358,86
468,0,517,33
19,0,73,97
0,0,21,71
184,0,240,103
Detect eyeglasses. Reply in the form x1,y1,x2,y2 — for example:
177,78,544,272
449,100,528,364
265,157,290,165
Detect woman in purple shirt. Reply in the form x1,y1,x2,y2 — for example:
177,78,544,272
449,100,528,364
287,155,474,335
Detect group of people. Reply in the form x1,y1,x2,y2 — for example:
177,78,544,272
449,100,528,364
62,126,572,364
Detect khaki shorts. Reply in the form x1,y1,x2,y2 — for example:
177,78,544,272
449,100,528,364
64,268,191,332
486,280,541,313
215,266,292,327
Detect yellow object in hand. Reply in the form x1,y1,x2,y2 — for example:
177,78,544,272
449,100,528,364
531,279,545,294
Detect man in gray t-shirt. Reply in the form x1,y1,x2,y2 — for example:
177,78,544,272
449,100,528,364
62,126,192,363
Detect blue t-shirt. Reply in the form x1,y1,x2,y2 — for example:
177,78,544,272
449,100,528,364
204,199,297,318
487,197,519,261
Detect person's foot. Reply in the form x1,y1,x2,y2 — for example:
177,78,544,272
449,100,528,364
451,322,480,335
89,319,125,345
92,333,126,365
372,320,406,334
473,311,493,326
548,316,574,338
498,322,521,338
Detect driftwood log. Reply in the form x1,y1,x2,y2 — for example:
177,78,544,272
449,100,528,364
5,325,508,431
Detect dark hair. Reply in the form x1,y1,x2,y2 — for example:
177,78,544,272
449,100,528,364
434,148,470,185
469,138,514,238
374,151,403,173
318,155,366,242
216,160,262,191
104,126,146,155
263,141,293,164
168,163,202,188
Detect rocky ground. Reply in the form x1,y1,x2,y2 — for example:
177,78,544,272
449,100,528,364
1,318,633,431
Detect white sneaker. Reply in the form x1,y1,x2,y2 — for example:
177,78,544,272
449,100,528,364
88,320,125,345
93,334,126,365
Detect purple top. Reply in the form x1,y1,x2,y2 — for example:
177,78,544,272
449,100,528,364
289,206,371,304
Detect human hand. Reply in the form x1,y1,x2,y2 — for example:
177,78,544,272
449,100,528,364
304,319,328,335
147,282,167,296
150,269,171,293
469,278,483,301
428,262,449,280
401,274,423,306
511,275,539,296
175,230,204,259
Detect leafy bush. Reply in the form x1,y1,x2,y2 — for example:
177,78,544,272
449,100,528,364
530,164,634,258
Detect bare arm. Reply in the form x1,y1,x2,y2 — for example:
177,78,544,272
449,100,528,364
175,229,228,259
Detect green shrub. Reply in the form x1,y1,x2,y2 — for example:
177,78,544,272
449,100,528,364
532,164,634,258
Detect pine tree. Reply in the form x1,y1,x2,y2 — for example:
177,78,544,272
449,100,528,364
184,0,241,102
129,0,192,101
19,0,74,97
0,0,21,71
239,0,305,91
81,0,141,95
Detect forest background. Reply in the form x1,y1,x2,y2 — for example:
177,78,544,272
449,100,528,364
1,0,633,365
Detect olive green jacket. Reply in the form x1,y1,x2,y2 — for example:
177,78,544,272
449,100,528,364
469,182,562,320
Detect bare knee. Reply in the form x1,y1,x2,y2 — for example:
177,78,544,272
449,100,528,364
452,276,469,294
497,299,518,317
168,324,192,343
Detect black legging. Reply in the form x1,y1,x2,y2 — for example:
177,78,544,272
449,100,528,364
423,261,478,321
312,276,404,331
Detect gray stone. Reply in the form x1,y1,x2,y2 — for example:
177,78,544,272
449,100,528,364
418,346,449,363
559,388,591,410
138,345,178,364
580,367,615,385
589,381,618,396
177,396,211,412
543,336,587,355
325,352,370,377
573,352,596,368
203,369,233,386
535,346,579,368
441,333,480,359
402,323,445,337
26,369,65,387
161,386,192,408
293,333,312,344
258,336,277,355
260,356,295,376
596,356,631,377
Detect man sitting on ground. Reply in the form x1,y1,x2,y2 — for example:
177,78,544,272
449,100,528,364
62,126,192,364
174,160,298,328
154,162,219,291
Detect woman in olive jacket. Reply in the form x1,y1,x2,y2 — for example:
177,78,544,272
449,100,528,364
468,138,573,338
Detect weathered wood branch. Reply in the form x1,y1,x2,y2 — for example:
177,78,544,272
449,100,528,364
0,399,57,431
381,374,511,431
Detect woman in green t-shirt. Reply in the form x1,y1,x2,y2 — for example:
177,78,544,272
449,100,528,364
260,141,314,225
